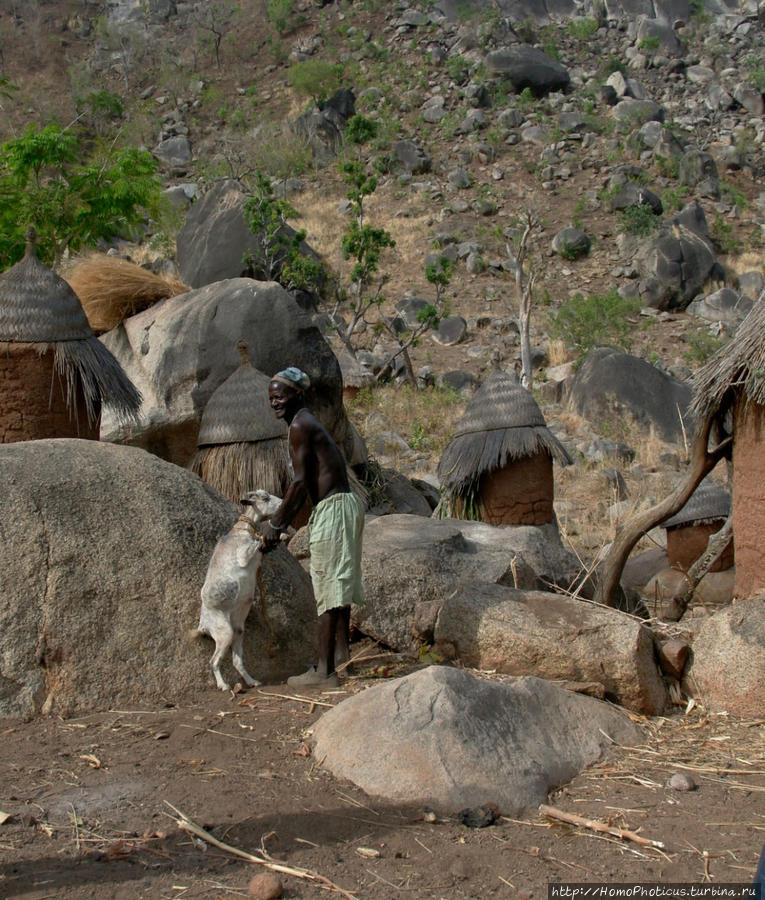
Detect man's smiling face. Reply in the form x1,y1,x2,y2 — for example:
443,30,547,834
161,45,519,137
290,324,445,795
268,381,300,419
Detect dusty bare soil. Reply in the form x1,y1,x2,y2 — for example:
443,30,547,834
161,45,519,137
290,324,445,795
2,663,764,900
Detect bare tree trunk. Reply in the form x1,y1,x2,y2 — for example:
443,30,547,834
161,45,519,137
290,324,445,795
662,514,733,621
594,413,732,607
518,280,533,389
507,210,537,390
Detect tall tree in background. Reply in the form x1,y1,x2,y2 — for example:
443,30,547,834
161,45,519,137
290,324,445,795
0,123,162,270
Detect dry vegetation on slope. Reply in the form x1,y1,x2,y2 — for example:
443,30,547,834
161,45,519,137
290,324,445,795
0,0,762,541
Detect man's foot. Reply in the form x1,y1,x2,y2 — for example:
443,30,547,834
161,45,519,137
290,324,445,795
334,647,352,675
287,666,339,688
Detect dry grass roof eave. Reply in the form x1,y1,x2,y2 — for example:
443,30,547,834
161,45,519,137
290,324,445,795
437,423,572,494
436,370,573,493
690,291,765,420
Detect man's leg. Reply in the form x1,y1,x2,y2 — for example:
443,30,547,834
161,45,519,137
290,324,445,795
316,609,337,678
334,606,350,671
287,610,340,686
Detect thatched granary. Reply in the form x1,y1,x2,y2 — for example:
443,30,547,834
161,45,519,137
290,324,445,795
691,294,765,599
0,231,141,442
63,252,190,335
660,478,733,572
437,371,572,525
337,349,374,402
189,341,290,504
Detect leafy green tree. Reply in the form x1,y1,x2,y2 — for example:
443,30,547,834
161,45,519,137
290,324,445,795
242,170,323,293
287,58,343,106
345,114,378,145
548,289,641,360
329,159,395,360
0,124,161,270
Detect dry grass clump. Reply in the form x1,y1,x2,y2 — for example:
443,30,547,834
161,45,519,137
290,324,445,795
64,253,190,334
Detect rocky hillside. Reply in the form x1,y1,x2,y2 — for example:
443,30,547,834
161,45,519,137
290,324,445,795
1,0,763,553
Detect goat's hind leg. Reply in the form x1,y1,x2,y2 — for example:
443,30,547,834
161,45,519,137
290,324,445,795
231,606,260,687
209,624,234,691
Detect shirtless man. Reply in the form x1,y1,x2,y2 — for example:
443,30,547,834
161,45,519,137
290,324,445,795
260,366,364,688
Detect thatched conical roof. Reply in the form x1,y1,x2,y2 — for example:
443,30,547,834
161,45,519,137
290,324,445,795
0,232,94,341
661,477,730,529
690,289,765,420
437,370,572,493
197,341,287,446
0,230,142,426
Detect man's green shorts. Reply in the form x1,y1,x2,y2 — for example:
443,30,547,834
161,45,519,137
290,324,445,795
308,491,365,616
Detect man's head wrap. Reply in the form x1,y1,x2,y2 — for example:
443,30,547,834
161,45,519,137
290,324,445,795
271,366,311,393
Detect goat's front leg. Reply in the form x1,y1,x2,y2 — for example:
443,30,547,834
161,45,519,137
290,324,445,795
231,623,260,687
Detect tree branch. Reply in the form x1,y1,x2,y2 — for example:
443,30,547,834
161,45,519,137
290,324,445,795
593,413,732,607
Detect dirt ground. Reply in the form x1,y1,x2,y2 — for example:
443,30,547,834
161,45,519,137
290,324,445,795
1,659,764,900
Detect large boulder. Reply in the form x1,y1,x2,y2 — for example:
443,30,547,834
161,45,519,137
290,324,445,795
683,599,765,717
355,515,582,652
567,347,693,444
291,88,356,165
100,278,362,469
636,222,718,310
484,45,570,95
312,667,643,814
0,440,317,718
687,288,753,333
176,179,322,296
433,583,668,714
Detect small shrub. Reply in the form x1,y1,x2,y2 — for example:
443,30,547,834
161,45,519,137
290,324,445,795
618,204,659,237
654,152,680,180
540,28,560,60
445,54,471,85
711,215,740,255
558,236,590,261
548,290,641,359
638,36,660,52
662,186,688,211
267,0,300,34
567,17,598,41
514,18,537,44
721,181,747,210
683,326,727,365
596,55,626,80
517,86,535,110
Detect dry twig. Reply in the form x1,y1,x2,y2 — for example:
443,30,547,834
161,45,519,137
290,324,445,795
163,802,358,899
539,803,666,850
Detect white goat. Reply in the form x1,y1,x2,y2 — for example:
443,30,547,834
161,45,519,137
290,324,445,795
194,489,282,691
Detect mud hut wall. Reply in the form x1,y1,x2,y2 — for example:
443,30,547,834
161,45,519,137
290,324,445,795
479,452,554,526
666,522,734,572
0,344,99,442
732,399,765,599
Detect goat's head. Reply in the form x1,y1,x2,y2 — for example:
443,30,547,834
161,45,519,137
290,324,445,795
241,489,283,524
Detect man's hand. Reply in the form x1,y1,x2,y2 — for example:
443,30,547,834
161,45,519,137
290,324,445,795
260,521,282,553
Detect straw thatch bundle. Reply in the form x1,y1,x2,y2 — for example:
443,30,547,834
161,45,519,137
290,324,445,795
437,371,572,510
0,230,142,430
63,253,190,335
661,478,730,529
189,342,290,501
690,289,765,421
